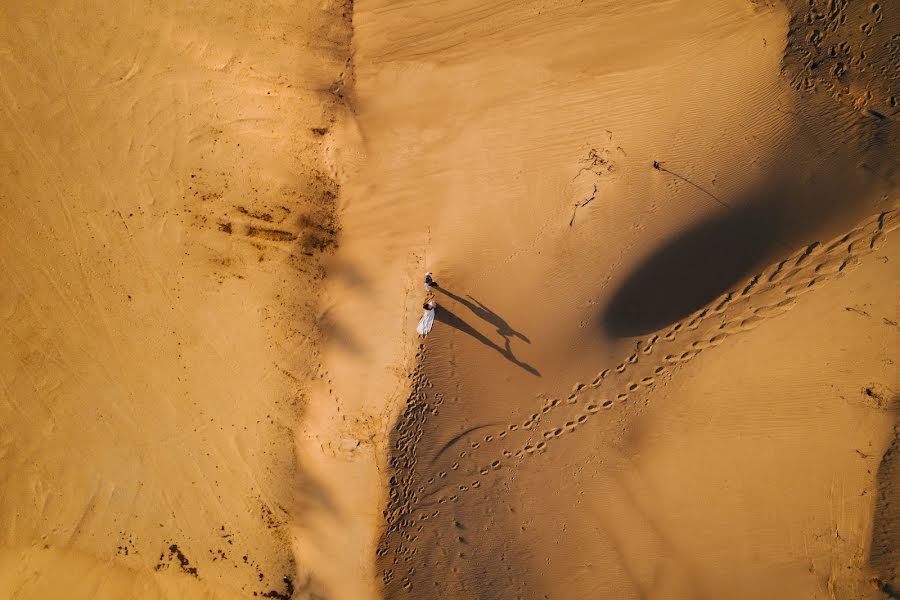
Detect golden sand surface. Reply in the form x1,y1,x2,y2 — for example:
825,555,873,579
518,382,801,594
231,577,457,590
1,0,897,599
1,1,352,598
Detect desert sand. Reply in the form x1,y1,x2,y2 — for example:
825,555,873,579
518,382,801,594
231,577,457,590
1,1,353,598
1,0,897,599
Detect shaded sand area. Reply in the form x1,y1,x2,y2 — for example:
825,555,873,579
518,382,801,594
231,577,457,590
0,1,354,598
1,0,898,599
333,0,899,598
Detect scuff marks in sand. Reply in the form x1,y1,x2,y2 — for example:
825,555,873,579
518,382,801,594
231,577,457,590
377,206,899,596
783,0,898,117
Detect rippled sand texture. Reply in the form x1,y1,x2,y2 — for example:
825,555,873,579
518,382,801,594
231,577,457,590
1,0,897,599
349,0,899,598
0,1,352,598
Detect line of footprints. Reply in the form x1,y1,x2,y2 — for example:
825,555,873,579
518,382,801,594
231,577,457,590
380,207,898,588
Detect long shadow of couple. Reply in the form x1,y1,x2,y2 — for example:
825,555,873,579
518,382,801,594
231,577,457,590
432,285,540,377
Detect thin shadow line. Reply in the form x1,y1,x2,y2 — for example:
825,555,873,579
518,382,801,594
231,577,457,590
428,423,498,467
434,287,530,343
435,303,540,377
652,161,732,210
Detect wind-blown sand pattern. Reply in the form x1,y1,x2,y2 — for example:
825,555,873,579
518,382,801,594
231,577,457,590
379,206,898,553
378,223,899,598
1,1,353,598
1,0,898,599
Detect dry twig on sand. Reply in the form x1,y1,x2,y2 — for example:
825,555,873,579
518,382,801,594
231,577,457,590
569,184,598,226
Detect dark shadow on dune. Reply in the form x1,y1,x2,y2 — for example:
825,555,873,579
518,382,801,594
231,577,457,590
604,197,784,337
325,259,372,291
435,302,540,377
869,395,899,597
603,101,897,337
317,307,363,354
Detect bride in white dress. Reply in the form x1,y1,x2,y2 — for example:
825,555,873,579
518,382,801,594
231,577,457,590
416,301,436,336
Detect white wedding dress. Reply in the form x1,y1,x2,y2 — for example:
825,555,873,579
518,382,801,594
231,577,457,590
416,306,435,336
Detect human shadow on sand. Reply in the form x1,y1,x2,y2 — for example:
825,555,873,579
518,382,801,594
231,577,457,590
433,287,539,377
435,287,530,343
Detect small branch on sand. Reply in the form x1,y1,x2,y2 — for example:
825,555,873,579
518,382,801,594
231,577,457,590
569,184,598,227
652,161,732,210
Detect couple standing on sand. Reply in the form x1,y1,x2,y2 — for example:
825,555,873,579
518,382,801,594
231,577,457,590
417,272,437,336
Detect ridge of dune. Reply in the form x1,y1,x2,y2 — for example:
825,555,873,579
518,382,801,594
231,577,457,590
346,0,899,598
380,207,899,597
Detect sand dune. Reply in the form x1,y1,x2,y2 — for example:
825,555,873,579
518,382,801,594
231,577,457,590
1,1,351,598
356,0,898,598
1,0,897,599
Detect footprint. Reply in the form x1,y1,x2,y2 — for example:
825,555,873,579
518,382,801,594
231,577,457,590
739,316,763,330
814,258,843,274
785,282,813,297
869,231,885,250
768,262,794,283
754,297,796,317
741,276,760,296
712,293,733,313
382,209,899,566
840,256,859,271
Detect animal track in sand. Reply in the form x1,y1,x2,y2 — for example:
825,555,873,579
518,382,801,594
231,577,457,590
379,208,899,588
